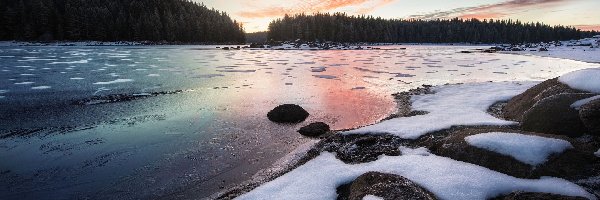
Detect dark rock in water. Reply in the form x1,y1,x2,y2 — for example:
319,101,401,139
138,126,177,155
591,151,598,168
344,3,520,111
336,172,436,200
522,93,595,137
459,50,473,53
580,99,600,135
492,192,587,200
416,126,598,179
504,78,587,121
298,122,330,137
267,104,309,123
539,47,549,51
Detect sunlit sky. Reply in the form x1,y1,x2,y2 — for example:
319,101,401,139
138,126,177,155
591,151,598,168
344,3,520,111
197,0,600,33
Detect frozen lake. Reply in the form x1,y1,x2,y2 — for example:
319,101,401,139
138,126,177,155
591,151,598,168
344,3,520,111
0,45,598,199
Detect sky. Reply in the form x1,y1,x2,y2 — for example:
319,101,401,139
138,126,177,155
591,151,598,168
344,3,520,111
197,0,600,33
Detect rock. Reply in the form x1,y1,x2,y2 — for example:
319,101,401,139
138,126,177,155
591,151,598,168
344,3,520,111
336,172,437,200
297,122,330,137
539,47,549,51
521,93,595,137
580,99,600,135
504,78,585,121
459,50,473,53
267,104,309,123
492,192,587,200
416,126,597,179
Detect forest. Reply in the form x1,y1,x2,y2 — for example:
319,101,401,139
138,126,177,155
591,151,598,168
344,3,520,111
267,13,598,43
0,0,245,43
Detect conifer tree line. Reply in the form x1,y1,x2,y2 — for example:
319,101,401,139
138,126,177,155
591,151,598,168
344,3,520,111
0,0,245,43
267,13,598,43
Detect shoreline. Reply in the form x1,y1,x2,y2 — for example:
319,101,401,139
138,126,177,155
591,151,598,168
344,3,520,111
212,50,600,199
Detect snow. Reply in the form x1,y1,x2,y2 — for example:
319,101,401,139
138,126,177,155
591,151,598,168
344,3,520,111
465,132,573,166
31,86,51,90
595,149,600,157
93,79,133,85
363,195,384,200
558,68,600,93
344,82,536,139
237,152,594,200
571,95,600,109
14,82,34,85
399,146,431,156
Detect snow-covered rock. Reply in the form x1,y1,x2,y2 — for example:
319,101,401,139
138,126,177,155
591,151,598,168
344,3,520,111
559,68,600,94
344,82,536,139
465,132,573,166
572,95,600,109
237,152,595,200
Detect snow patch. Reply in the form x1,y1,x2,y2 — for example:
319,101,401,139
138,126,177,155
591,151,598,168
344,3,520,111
344,82,536,139
14,82,34,85
558,68,600,93
571,95,600,110
399,146,431,156
93,79,133,85
363,195,384,200
595,149,600,157
238,152,594,200
31,86,51,90
465,132,573,166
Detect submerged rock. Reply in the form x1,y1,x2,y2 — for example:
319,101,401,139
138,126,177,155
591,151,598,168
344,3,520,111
336,172,437,200
492,192,587,200
521,93,594,137
267,104,309,123
298,122,330,137
580,99,600,136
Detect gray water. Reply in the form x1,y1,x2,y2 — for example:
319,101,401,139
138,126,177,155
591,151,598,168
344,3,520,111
0,45,598,199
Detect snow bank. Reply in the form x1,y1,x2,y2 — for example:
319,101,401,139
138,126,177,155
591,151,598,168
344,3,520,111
572,95,600,109
465,132,573,166
595,149,600,157
558,68,600,93
344,82,536,139
237,152,594,200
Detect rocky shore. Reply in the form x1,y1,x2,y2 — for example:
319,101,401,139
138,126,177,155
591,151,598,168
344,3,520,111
214,68,600,200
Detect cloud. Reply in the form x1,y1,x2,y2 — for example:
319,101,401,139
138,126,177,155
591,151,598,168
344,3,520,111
573,24,600,31
239,0,395,18
408,0,571,20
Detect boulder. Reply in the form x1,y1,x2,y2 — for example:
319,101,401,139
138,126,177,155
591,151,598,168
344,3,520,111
337,172,437,200
297,122,330,137
504,78,584,121
521,93,595,137
580,99,600,135
267,104,309,123
416,126,597,179
492,192,587,200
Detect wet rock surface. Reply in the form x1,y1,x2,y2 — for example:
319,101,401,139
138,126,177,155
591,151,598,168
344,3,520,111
336,172,437,200
580,99,600,136
267,104,310,123
298,122,330,137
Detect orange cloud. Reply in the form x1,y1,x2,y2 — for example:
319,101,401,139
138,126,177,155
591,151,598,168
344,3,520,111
409,0,570,20
239,0,395,18
574,24,600,31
